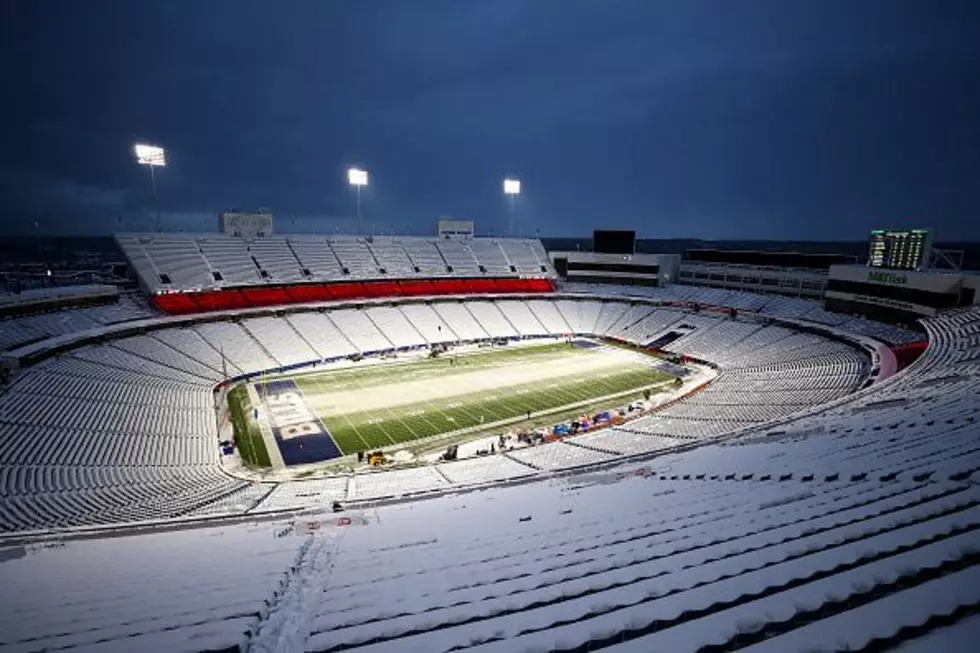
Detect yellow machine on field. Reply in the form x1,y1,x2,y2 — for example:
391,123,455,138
367,451,387,467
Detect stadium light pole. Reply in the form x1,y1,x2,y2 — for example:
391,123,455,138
348,167,368,235
503,178,520,237
134,143,166,232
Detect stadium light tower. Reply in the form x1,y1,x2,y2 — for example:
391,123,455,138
348,167,369,235
503,177,521,237
134,143,166,232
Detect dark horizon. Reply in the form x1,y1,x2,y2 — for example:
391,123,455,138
2,1,979,240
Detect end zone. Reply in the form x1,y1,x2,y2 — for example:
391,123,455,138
253,379,344,465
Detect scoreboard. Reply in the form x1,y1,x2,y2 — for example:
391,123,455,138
867,229,932,271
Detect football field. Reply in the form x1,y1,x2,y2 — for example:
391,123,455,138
249,341,672,464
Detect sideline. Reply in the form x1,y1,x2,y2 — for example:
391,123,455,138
247,383,287,469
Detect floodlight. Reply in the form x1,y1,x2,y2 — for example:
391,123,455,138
348,167,368,186
503,178,521,195
134,143,166,167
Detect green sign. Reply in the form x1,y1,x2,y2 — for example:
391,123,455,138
868,270,908,285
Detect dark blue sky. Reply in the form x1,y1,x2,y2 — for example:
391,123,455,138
2,0,979,239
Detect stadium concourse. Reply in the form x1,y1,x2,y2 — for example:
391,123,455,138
0,236,979,652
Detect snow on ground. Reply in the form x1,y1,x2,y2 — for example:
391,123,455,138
298,343,646,416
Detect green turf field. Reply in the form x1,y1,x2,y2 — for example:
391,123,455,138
227,384,271,467
263,342,671,456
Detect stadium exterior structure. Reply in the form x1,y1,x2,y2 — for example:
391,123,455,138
2,236,980,652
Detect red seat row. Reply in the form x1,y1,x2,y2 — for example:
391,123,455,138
152,277,555,315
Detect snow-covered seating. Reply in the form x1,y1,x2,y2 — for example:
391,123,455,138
619,307,687,344
400,238,449,276
3,471,977,652
493,299,549,336
432,301,491,341
592,301,630,334
468,239,513,275
569,429,683,456
364,306,427,348
347,466,449,500
328,237,379,277
151,327,242,375
327,308,392,353
506,442,617,470
525,299,572,334
0,522,300,651
554,298,602,334
198,237,261,285
399,303,457,343
251,477,350,512
139,235,214,290
285,311,358,359
498,239,549,274
287,238,346,280
436,454,536,485
111,334,224,381
241,316,319,367
365,238,415,276
433,239,480,275
247,238,306,283
465,301,519,338
0,295,156,353
194,321,278,373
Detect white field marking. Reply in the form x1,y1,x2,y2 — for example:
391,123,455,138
338,412,372,450
301,346,647,417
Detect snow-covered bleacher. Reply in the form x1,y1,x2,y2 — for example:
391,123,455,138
506,441,617,470
364,305,427,348
0,294,155,353
0,352,245,531
328,237,378,276
498,238,548,274
285,237,346,279
365,237,415,276
116,235,554,293
151,326,242,375
347,466,449,499
432,238,479,275
251,477,349,512
398,303,457,343
4,468,978,652
432,301,491,340
197,237,261,285
194,321,278,374
553,298,601,333
241,316,319,367
326,308,392,353
400,238,447,275
0,295,958,541
2,289,977,650
464,300,519,337
563,282,926,345
140,235,214,289
494,299,548,336
524,298,571,333
247,237,306,282
285,311,358,359
592,300,630,334
467,239,512,275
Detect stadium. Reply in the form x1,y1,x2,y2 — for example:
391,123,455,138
4,3,980,650
2,215,980,652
